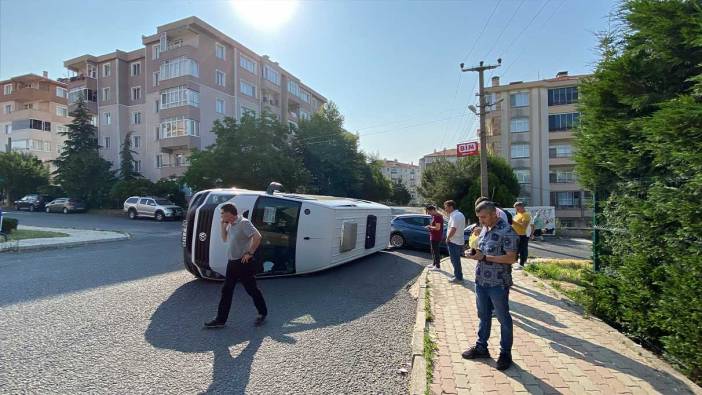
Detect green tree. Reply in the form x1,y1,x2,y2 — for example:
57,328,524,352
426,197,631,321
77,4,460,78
119,131,140,180
53,96,115,207
390,180,412,206
295,102,392,202
183,112,310,192
0,152,49,202
575,0,702,382
419,155,519,222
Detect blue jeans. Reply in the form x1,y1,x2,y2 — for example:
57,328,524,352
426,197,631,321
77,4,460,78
475,283,513,355
447,242,463,280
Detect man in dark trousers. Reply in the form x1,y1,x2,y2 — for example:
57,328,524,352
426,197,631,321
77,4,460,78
204,203,268,329
425,205,444,270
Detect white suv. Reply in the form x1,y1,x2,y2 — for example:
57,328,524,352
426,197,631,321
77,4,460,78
123,196,184,221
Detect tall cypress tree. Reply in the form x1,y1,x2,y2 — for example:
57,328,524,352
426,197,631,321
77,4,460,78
119,131,140,180
53,96,115,207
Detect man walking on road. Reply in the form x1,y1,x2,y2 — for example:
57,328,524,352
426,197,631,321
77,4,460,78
204,203,268,329
512,202,531,270
425,205,444,270
463,201,518,370
443,200,466,283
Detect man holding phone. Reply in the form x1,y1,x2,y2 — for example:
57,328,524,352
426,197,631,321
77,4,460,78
462,200,518,371
204,203,268,329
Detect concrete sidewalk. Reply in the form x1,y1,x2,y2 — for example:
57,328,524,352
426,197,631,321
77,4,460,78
426,257,701,394
0,225,129,253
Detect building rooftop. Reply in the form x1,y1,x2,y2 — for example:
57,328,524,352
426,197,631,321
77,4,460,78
423,148,457,158
382,159,418,169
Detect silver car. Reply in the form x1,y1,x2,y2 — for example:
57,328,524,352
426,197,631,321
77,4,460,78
123,196,184,221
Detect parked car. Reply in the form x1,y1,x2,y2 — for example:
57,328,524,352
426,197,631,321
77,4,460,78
390,214,473,252
14,194,53,212
123,196,184,221
45,198,87,214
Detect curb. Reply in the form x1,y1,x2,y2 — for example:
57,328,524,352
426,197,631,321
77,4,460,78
0,231,131,253
409,268,429,395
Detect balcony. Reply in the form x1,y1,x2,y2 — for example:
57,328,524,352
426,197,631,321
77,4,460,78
158,164,188,179
549,156,574,166
3,87,58,103
159,135,200,152
548,130,574,140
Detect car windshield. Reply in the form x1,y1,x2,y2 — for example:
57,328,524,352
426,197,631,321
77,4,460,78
154,199,174,205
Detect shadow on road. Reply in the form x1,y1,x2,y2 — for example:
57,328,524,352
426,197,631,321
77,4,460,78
145,251,424,394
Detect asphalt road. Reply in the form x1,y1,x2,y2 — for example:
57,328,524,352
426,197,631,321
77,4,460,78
0,211,425,394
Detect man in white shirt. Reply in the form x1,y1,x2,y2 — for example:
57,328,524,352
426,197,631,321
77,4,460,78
444,200,466,283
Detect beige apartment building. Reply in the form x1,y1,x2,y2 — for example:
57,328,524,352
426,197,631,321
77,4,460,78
380,159,420,203
1,73,72,174
62,16,326,181
484,71,592,227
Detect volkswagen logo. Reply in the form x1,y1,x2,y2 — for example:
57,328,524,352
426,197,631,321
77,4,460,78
198,232,208,242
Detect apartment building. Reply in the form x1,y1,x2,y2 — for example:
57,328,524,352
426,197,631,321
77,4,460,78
484,71,591,227
418,148,458,171
380,159,420,203
1,73,72,173
62,16,326,181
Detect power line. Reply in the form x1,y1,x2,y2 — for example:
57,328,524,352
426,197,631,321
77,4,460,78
461,0,503,63
501,0,564,80
483,0,527,60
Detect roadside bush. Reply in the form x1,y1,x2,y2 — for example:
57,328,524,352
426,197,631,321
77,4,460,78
109,179,155,208
153,178,186,207
2,217,18,233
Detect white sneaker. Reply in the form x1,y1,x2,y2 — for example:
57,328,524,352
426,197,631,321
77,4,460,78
429,265,438,271
514,265,524,271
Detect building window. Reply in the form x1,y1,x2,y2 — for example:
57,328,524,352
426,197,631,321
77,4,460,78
87,64,97,78
239,105,257,118
510,117,529,133
154,100,160,113
160,86,200,109
240,80,256,97
24,103,34,110
549,144,573,158
133,160,141,173
160,117,199,138
69,88,97,103
102,62,111,77
132,135,141,149
548,86,578,106
132,111,142,125
131,62,141,76
215,43,226,60
104,112,111,125
215,70,225,87
160,57,199,80
56,125,69,134
104,136,110,149
56,87,68,98
152,44,161,60
511,144,530,159
166,38,183,51
90,115,97,126
550,167,576,183
216,99,225,114
132,87,142,101
4,84,13,95
175,153,190,167
153,71,160,87
263,65,280,85
551,191,581,209
549,112,580,131
288,80,300,97
56,106,68,117
102,87,110,101
514,169,531,184
4,104,12,114
299,90,310,103
240,55,257,74
311,97,320,110
156,154,164,168
3,123,11,134
510,92,529,107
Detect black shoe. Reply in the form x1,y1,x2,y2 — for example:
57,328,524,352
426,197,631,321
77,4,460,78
254,315,266,327
461,346,491,359
203,319,225,329
496,353,512,370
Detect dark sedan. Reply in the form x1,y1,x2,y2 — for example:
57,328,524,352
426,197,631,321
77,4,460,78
390,214,472,252
45,198,87,214
14,194,53,212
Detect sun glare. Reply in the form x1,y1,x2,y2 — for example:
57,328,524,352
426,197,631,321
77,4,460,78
231,0,299,31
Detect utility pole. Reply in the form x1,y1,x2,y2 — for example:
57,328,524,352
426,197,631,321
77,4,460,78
460,59,501,197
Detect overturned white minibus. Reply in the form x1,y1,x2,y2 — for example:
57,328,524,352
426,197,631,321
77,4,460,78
182,183,392,280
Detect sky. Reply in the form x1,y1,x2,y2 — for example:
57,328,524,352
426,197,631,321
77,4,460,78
0,0,615,164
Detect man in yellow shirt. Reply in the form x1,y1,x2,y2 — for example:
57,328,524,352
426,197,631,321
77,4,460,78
512,202,531,269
